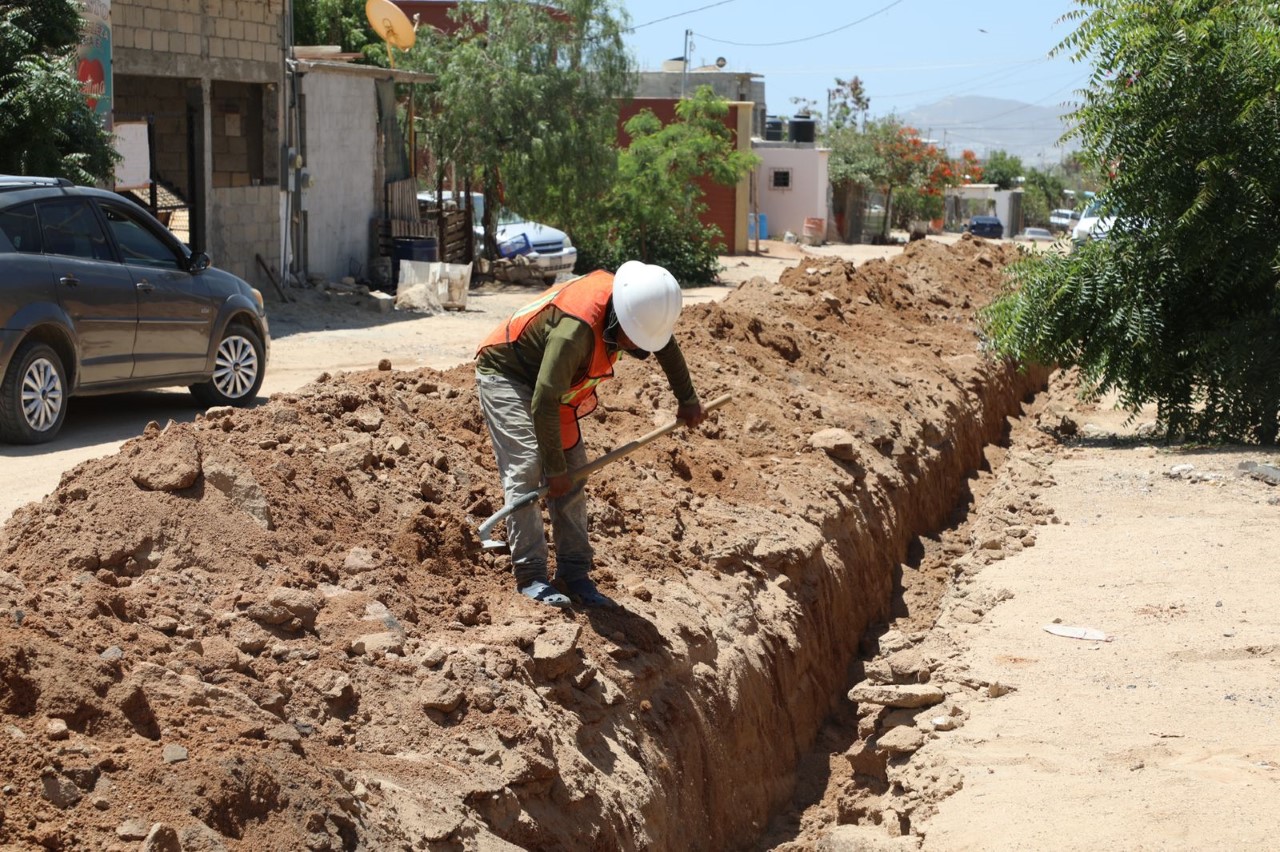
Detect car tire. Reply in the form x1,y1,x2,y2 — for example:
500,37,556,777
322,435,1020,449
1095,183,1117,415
190,323,265,408
0,341,68,444
543,274,558,286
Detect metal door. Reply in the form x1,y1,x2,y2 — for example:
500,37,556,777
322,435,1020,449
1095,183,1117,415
96,201,212,379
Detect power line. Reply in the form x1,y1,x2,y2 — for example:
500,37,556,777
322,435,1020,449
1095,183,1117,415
751,56,1046,76
693,0,906,48
873,58,1048,100
627,0,742,33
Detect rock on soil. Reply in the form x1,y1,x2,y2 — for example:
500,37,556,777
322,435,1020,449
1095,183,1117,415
0,236,1045,850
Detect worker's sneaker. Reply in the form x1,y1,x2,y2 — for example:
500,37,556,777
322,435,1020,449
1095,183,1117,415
563,577,617,609
517,579,570,608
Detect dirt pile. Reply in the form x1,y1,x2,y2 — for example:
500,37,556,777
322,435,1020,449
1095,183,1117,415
0,236,1044,851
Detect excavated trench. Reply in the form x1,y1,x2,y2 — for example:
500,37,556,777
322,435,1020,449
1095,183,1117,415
0,237,1045,851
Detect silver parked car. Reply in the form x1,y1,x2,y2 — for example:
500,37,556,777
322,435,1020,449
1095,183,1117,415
1016,227,1056,242
0,175,269,443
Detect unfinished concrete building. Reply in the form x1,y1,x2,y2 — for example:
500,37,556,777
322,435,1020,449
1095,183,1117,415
110,0,285,293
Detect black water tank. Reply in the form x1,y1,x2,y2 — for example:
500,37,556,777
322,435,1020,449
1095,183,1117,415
391,236,439,292
764,117,784,141
789,116,816,143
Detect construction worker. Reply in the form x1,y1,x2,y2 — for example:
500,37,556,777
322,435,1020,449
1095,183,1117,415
475,261,706,608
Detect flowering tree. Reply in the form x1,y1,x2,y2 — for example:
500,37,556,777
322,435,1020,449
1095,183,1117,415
829,117,982,237
919,149,983,220
874,125,929,233
875,128,982,231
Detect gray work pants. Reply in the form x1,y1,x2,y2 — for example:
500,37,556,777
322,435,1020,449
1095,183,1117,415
475,371,593,586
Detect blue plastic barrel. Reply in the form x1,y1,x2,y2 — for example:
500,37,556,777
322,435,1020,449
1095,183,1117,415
748,213,769,241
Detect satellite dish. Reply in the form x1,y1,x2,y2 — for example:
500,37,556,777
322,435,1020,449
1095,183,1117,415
365,0,416,66
715,56,727,68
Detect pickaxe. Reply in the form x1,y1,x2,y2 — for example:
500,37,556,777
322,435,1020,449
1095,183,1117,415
477,393,733,550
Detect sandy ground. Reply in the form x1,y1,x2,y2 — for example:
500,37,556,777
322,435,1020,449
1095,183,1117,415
909,397,1280,851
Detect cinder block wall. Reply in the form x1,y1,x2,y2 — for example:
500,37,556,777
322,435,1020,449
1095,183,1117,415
113,0,284,74
112,75,191,200
113,0,286,294
211,186,280,288
206,0,281,64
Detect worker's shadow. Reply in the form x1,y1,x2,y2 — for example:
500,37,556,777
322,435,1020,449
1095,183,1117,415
577,601,670,655
559,603,672,778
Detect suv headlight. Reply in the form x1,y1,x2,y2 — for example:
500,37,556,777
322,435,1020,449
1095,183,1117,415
562,234,573,249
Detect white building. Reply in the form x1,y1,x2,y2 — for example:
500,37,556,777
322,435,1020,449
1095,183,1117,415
752,140,831,243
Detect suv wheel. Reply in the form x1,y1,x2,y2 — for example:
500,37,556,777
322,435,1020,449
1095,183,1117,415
0,341,68,444
190,324,265,407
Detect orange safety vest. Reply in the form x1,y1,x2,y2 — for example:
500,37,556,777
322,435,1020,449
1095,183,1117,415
476,270,620,450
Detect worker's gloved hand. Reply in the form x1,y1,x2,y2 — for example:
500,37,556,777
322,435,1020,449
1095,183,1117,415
678,402,707,429
547,473,573,499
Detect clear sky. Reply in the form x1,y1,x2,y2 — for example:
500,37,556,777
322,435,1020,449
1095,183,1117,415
619,0,1089,122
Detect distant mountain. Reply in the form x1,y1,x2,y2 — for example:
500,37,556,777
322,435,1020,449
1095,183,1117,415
897,95,1077,168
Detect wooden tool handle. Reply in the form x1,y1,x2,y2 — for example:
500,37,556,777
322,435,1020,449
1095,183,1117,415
573,392,734,480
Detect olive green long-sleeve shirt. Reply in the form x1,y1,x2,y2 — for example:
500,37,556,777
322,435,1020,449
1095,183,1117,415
477,305,699,477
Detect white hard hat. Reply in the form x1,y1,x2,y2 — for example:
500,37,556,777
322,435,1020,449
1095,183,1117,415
613,261,682,352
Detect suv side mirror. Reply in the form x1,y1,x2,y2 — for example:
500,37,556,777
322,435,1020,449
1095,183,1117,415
187,251,211,273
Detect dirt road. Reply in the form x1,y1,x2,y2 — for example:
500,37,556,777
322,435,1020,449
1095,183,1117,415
915,401,1280,851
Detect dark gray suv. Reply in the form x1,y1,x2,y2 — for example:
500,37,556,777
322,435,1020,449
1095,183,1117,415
0,175,269,443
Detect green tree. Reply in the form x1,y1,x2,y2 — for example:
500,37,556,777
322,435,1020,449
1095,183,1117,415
576,86,759,283
406,0,632,257
291,0,379,62
984,1,1280,443
0,0,116,183
823,80,876,241
982,149,1023,190
1020,166,1065,227
826,76,869,132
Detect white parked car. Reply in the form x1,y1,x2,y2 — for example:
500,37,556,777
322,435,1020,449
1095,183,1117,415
418,191,577,285
1072,199,1116,246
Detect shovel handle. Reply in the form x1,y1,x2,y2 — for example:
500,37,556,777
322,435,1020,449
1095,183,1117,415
571,392,734,479
477,393,732,547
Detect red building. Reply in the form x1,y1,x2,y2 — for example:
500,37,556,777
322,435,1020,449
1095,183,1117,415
617,98,754,254
393,0,569,34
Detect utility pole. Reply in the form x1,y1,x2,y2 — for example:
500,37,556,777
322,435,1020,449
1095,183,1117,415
681,29,692,98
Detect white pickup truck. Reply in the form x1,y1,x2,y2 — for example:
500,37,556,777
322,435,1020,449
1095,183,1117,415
1049,208,1080,232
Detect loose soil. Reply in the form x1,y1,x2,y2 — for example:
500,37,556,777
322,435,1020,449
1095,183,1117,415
1,236,1275,851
